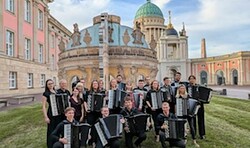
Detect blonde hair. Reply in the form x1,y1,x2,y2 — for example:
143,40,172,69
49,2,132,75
175,84,188,98
76,82,83,88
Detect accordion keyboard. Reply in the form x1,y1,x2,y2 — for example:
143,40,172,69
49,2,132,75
50,94,59,116
151,92,158,109
108,90,114,109
64,124,71,148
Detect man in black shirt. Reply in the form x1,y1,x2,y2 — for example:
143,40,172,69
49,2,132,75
156,102,186,148
120,96,147,148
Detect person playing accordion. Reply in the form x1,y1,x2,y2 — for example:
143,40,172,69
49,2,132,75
156,102,186,148
120,96,147,148
95,106,122,148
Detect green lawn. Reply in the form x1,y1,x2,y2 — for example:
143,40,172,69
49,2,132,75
0,96,250,148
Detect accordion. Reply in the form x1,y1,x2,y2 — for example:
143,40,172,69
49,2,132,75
198,86,212,103
133,90,147,109
64,123,91,148
95,114,123,146
160,87,172,102
164,119,187,139
108,89,127,109
176,98,188,117
188,98,200,117
150,91,165,110
50,93,70,116
87,93,105,112
124,114,150,134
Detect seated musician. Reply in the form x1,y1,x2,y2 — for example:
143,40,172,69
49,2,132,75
156,102,186,148
96,106,122,148
120,96,147,148
50,107,77,148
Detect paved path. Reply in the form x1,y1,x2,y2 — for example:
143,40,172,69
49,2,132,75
209,85,250,100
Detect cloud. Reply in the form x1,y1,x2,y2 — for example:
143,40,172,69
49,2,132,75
49,0,111,31
152,0,171,10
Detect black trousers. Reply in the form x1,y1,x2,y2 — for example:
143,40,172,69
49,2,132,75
159,131,186,148
197,103,206,137
187,116,196,140
47,115,64,148
149,109,162,135
125,131,147,148
86,111,101,145
52,141,63,148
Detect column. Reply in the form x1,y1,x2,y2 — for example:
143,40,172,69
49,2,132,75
0,0,4,54
33,1,38,62
44,7,49,64
18,0,24,58
211,63,215,85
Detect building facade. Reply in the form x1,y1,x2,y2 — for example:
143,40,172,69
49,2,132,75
0,0,71,97
58,13,158,89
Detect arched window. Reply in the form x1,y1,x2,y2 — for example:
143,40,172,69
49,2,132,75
232,69,238,85
216,70,225,85
200,71,207,85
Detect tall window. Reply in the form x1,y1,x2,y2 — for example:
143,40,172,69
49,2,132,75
27,73,33,88
24,0,31,22
38,9,43,30
51,54,55,70
6,0,14,13
6,30,14,56
51,34,55,48
25,38,31,60
38,44,43,63
41,74,45,87
9,71,17,89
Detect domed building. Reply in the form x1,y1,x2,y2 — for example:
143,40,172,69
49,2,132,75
58,13,158,89
134,0,166,44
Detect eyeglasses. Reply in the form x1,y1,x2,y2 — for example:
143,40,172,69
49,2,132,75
48,83,54,85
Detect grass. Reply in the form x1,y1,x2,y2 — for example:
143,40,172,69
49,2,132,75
0,96,250,148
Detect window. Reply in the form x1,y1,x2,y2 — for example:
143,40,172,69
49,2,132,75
38,44,43,63
24,0,31,22
25,38,31,60
9,71,17,89
38,9,43,29
6,30,14,56
51,34,55,48
6,0,14,13
41,74,45,87
51,54,55,70
27,73,33,88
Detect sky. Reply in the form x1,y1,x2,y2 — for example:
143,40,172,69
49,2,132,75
49,0,250,58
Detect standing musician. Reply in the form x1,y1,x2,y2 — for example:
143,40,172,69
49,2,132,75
108,79,122,114
133,79,148,112
85,80,103,146
176,84,199,147
161,77,175,114
80,78,89,101
171,72,189,96
116,74,126,91
57,79,71,120
120,96,147,148
96,106,122,148
42,79,63,148
99,80,106,94
143,76,151,91
70,87,84,122
146,80,162,142
50,107,77,148
156,102,186,148
188,75,206,140
125,81,135,107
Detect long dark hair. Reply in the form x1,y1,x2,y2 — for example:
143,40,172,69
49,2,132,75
90,80,99,92
45,79,55,93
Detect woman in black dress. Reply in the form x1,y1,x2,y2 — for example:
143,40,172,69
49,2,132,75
70,87,84,122
42,79,63,148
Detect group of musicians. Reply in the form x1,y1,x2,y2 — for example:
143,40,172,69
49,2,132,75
42,72,209,148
